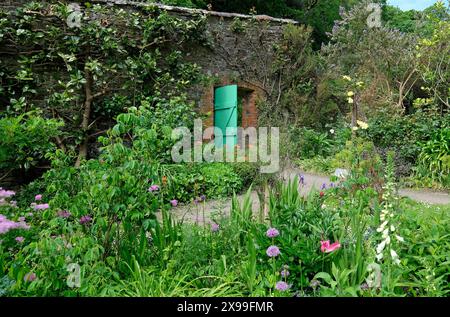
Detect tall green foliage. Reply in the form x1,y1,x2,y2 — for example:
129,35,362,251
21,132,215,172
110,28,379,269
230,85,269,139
0,112,63,171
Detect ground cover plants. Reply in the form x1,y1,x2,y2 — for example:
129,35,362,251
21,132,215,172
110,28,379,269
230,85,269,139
1,144,449,296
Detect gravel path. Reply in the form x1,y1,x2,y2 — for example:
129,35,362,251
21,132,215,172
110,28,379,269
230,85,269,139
164,170,450,224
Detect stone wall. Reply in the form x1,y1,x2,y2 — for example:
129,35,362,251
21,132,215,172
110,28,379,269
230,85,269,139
1,0,295,128
0,0,297,187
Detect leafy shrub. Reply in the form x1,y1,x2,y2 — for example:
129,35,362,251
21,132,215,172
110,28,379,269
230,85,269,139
0,112,63,170
288,127,334,159
396,201,450,296
108,95,197,164
295,156,334,175
331,137,384,190
365,110,449,174
414,128,450,188
164,163,243,203
12,96,199,276
231,162,260,188
0,188,118,296
200,163,243,199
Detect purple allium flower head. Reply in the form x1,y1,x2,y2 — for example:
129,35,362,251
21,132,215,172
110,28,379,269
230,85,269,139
321,183,327,190
34,203,49,210
266,245,280,257
266,227,280,238
15,236,25,243
79,215,92,225
281,269,290,278
199,195,206,202
275,281,289,291
330,183,335,188
0,215,30,234
170,199,178,207
58,210,71,218
35,194,42,201
148,185,160,192
211,222,220,232
24,272,36,282
0,188,15,198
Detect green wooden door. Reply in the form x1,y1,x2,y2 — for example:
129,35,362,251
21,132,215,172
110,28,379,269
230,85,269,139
214,85,238,147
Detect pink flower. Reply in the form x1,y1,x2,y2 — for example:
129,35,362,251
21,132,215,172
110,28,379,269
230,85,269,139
0,221,15,234
211,222,220,232
266,245,280,257
33,203,49,210
0,188,15,198
266,227,280,238
328,241,341,252
320,240,330,252
170,200,178,207
57,210,71,218
275,281,289,291
320,240,341,253
0,215,30,234
148,185,160,192
35,194,42,201
24,272,36,282
79,215,92,225
15,236,25,243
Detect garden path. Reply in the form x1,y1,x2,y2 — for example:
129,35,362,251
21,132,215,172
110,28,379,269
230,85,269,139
164,169,450,224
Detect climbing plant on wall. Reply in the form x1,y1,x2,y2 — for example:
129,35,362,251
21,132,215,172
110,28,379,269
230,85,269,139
0,0,207,169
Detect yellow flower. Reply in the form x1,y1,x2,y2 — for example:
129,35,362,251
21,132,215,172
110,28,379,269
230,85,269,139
357,120,369,130
352,126,359,131
342,75,352,81
347,97,354,104
347,91,354,97
356,81,364,87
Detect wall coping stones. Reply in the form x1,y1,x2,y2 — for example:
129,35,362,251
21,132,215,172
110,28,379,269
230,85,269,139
91,0,299,24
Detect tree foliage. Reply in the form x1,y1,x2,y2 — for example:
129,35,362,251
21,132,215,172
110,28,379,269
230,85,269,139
152,0,367,47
